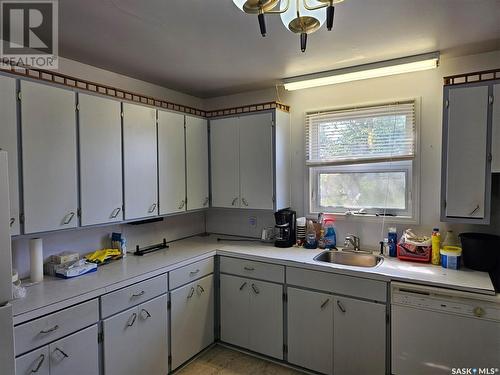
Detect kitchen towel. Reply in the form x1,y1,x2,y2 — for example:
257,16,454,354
29,238,44,283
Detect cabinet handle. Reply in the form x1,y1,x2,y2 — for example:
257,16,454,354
178,200,185,210
187,286,195,299
111,207,121,218
239,282,247,291
251,283,260,294
197,284,205,294
241,198,249,207
31,354,45,373
9,218,15,227
231,197,238,206
337,300,346,313
127,313,137,327
203,197,209,207
140,308,152,319
320,299,330,309
40,325,59,334
53,347,69,359
189,269,200,276
148,203,157,213
62,212,75,225
244,266,255,271
469,204,480,216
131,290,145,298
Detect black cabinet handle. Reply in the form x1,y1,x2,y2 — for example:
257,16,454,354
127,313,137,327
337,300,346,313
31,354,45,373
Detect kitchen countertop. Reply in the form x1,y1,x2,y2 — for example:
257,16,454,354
11,234,496,324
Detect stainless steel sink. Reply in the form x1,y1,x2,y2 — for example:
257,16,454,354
314,250,383,268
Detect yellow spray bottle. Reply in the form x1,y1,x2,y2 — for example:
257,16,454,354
431,228,441,265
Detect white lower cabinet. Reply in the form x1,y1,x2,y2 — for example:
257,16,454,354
16,347,50,375
15,325,98,375
333,296,386,375
220,274,283,359
287,288,333,374
170,274,214,370
103,294,168,375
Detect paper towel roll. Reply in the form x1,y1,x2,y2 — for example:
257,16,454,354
30,238,44,283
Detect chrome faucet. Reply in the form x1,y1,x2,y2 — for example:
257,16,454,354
344,234,361,252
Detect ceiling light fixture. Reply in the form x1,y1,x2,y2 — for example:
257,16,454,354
232,0,344,52
283,52,440,90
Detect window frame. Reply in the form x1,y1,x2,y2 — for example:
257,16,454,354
305,98,421,224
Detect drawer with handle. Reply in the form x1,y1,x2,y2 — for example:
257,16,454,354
220,256,284,283
169,257,214,290
100,274,167,318
14,299,98,356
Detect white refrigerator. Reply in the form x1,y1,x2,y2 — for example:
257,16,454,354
0,150,15,374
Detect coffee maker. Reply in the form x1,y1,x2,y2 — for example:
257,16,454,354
274,208,296,248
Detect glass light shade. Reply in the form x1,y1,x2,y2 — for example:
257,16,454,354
280,0,326,34
232,0,247,12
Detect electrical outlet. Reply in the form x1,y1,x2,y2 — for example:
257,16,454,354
249,216,257,227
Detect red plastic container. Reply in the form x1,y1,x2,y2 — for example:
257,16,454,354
397,242,432,262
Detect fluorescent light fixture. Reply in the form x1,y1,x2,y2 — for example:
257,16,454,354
283,52,439,91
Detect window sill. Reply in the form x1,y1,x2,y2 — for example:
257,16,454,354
307,212,419,225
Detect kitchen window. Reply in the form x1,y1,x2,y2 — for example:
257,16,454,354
307,101,418,219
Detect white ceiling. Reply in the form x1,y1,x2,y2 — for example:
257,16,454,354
59,0,500,98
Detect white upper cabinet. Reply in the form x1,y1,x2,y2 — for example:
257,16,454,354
78,94,123,226
158,110,186,215
123,103,158,220
209,110,291,211
0,75,20,235
492,84,500,173
210,117,240,208
442,84,490,222
21,81,78,234
239,113,274,210
185,115,209,210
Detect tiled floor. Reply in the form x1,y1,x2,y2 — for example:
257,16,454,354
176,345,304,375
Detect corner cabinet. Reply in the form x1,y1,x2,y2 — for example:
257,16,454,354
20,81,78,234
122,103,158,220
210,110,291,211
186,115,209,210
441,81,497,224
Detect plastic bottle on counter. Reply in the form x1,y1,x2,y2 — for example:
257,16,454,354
431,228,441,265
304,219,318,249
323,218,337,249
388,227,398,257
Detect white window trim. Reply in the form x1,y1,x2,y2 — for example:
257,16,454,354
304,97,421,224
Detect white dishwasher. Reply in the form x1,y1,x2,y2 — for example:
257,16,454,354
391,282,500,375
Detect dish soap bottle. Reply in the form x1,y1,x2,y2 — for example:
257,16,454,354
388,227,398,257
431,228,441,265
323,218,337,249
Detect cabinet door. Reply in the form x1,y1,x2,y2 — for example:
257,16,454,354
220,274,250,349
21,81,78,233
185,115,209,210
287,288,333,374
333,297,386,375
492,84,500,173
49,325,98,375
78,94,123,226
444,85,489,219
137,295,169,375
239,113,274,209
16,346,49,375
0,75,20,235
158,110,186,214
210,117,240,208
248,280,283,359
103,306,139,375
171,274,214,369
123,103,158,220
